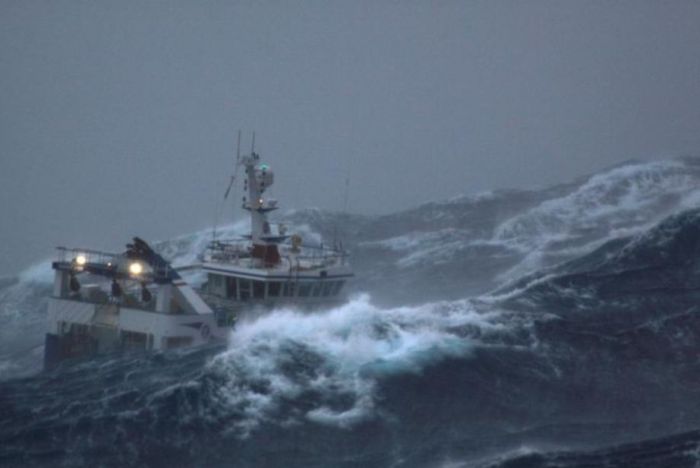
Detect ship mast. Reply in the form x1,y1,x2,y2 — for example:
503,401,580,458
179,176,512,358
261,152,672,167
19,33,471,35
240,139,283,266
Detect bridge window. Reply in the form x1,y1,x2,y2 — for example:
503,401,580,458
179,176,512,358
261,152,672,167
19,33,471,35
298,283,312,297
321,282,334,297
268,282,281,297
209,274,223,288
311,282,323,297
208,274,224,296
331,281,344,296
226,277,237,299
283,283,295,297
253,281,265,299
239,279,251,301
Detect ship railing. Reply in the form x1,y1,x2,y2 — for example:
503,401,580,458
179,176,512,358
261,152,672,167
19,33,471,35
203,239,350,267
55,247,176,283
203,240,249,265
290,243,350,267
55,246,121,267
59,286,158,312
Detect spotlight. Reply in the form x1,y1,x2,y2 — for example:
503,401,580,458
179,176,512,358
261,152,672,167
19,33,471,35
75,254,87,266
129,262,143,276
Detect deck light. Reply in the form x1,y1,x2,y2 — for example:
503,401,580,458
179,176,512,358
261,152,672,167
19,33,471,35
129,262,143,276
75,254,87,266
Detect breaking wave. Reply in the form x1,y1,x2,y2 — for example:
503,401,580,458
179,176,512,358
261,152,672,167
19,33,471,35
491,159,700,278
0,294,537,467
3,158,700,467
208,294,525,435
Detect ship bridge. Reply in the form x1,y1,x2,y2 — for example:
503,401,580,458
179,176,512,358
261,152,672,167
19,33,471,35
200,141,353,316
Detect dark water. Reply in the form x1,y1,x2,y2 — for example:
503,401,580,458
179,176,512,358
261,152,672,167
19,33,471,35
2,161,700,467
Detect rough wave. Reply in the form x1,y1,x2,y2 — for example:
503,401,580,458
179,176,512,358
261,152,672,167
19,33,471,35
3,158,700,467
208,294,525,435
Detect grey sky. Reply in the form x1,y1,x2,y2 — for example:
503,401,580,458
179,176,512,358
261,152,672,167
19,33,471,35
1,1,700,276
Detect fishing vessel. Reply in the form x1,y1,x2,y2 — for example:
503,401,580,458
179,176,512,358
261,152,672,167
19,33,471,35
44,142,353,368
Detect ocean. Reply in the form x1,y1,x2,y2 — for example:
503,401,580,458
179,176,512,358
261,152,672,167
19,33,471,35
2,158,700,467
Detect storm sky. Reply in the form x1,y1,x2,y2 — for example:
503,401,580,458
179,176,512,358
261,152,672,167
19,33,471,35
2,1,700,276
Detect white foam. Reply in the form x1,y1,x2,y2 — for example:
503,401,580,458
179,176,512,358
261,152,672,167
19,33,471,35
496,161,688,242
18,261,53,285
445,190,497,204
489,160,696,278
205,294,523,436
360,229,475,267
679,188,700,211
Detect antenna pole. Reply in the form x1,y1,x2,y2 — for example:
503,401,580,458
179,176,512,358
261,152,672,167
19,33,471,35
212,204,217,242
236,130,241,161
343,177,350,213
251,131,256,154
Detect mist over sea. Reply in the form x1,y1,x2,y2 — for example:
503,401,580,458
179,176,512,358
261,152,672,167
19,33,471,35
2,158,700,467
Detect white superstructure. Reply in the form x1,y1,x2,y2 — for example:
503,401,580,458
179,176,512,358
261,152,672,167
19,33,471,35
200,148,353,325
44,141,353,368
